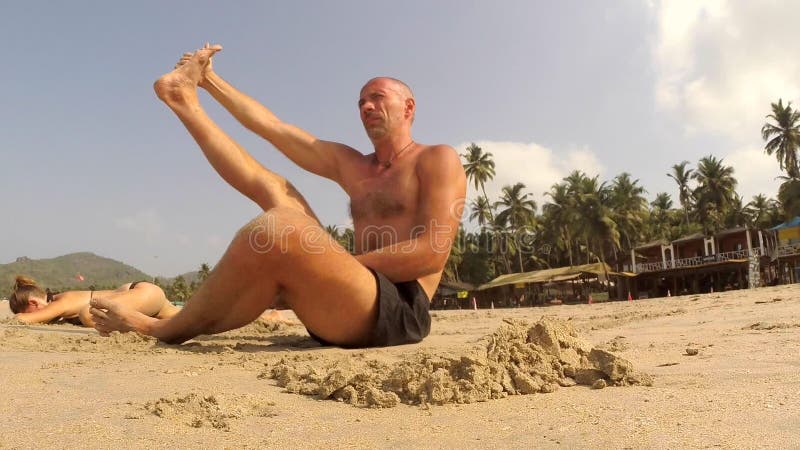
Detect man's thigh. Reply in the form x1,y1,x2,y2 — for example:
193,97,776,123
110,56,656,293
269,215,378,346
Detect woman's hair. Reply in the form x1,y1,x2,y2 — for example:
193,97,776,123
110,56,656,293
8,275,46,313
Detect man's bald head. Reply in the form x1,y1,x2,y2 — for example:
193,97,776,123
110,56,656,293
360,77,416,125
361,77,414,100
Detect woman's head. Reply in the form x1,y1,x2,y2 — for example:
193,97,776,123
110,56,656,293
8,275,47,313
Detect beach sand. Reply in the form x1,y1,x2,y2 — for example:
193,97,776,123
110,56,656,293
1,285,799,448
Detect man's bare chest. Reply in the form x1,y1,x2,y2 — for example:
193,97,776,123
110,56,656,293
348,169,419,221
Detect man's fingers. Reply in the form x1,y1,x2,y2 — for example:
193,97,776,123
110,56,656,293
90,307,108,320
89,296,113,310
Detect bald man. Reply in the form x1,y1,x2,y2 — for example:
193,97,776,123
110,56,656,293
90,44,466,348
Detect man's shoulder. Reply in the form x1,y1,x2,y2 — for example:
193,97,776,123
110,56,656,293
416,144,461,166
417,144,463,171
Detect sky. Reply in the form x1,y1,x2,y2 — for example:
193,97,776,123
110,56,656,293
1,0,798,277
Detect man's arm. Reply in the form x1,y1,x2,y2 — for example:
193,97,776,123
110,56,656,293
355,145,467,281
201,71,362,184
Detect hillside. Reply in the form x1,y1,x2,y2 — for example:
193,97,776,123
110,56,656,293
1,252,152,295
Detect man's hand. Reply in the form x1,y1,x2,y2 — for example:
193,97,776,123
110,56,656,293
175,42,222,89
90,297,155,336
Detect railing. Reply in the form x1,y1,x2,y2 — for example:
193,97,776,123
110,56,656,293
634,248,762,273
774,243,800,258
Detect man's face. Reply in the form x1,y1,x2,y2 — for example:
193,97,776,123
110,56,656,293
358,79,407,140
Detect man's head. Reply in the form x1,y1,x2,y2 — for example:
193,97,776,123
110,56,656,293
358,77,415,141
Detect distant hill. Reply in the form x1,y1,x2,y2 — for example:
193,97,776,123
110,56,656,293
171,270,200,286
0,252,152,295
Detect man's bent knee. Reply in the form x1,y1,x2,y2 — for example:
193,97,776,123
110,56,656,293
238,208,320,258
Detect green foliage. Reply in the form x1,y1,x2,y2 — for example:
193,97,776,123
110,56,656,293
762,99,800,179
167,276,192,303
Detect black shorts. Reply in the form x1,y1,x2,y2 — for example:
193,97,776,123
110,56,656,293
308,269,431,348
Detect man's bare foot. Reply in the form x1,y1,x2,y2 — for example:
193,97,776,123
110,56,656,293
153,43,222,104
175,43,218,88
90,296,155,336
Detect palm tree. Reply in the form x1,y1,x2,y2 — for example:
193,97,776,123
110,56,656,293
746,194,771,228
692,155,738,233
572,175,619,282
651,192,673,211
543,182,575,266
198,263,211,283
649,192,673,240
762,99,800,179
668,161,694,226
326,225,355,253
495,183,537,272
778,178,800,218
469,196,494,230
444,226,467,281
461,143,496,215
724,194,748,228
608,173,648,261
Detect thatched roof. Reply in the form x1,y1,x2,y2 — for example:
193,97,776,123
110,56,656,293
476,262,620,291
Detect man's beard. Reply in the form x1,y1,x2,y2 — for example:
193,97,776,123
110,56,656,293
365,124,388,140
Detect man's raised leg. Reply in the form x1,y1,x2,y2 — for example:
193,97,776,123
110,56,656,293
92,49,380,346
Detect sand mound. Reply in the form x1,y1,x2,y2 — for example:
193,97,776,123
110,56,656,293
141,392,277,431
265,317,652,408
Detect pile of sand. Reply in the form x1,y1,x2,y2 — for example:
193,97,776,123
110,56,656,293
265,317,652,408
139,392,278,431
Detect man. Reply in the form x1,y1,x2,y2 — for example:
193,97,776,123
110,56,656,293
90,44,466,348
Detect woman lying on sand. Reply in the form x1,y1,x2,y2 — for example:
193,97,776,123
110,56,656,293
8,276,179,327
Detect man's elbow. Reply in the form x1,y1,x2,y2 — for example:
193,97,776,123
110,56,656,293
423,248,450,275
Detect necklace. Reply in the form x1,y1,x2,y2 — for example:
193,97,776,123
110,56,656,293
375,140,415,168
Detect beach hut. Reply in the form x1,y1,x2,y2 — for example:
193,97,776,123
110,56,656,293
432,280,475,309
770,217,800,283
475,262,620,306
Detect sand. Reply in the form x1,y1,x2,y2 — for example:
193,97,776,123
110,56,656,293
1,285,799,448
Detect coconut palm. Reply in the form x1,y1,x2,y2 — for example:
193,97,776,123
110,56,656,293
778,178,800,218
495,183,537,272
746,194,772,228
197,263,211,283
724,194,748,228
571,174,619,281
668,161,694,226
444,226,467,281
462,143,496,214
543,182,575,266
762,99,800,179
649,192,673,240
692,155,738,233
469,196,494,230
608,173,648,258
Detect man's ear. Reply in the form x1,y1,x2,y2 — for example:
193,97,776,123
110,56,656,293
405,97,416,119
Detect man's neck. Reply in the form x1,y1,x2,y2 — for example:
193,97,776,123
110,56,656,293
373,133,414,160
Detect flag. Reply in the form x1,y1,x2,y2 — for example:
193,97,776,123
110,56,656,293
76,274,85,282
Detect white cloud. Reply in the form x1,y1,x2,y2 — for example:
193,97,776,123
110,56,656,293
457,140,604,212
114,209,163,241
653,1,800,141
724,148,783,201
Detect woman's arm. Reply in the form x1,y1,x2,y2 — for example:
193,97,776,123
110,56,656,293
15,300,69,324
